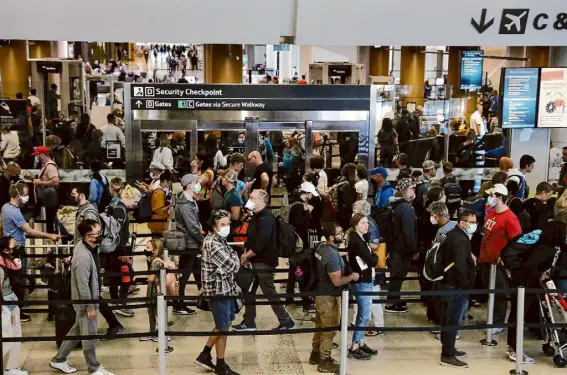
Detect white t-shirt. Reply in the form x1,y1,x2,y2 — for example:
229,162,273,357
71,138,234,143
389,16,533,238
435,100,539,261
316,169,328,194
355,179,369,200
470,111,485,136
100,124,125,147
152,147,174,171
28,95,41,106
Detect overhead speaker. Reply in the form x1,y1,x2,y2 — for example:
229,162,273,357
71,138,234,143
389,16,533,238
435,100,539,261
0,40,11,47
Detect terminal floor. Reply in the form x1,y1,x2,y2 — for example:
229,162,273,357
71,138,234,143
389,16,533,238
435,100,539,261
16,277,566,375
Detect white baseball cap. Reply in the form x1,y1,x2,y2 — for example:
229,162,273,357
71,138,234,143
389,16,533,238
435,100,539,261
300,181,319,197
486,183,508,197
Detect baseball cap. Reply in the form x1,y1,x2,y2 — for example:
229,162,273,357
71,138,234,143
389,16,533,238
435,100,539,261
31,146,50,156
486,183,508,197
397,153,409,166
300,181,319,197
180,174,200,188
149,161,165,171
369,167,388,178
224,171,238,183
422,160,436,171
396,178,415,192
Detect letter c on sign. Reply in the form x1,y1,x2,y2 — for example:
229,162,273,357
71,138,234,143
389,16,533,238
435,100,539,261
534,13,549,30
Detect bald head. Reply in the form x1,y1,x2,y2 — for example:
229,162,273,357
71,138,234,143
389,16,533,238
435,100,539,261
247,151,263,167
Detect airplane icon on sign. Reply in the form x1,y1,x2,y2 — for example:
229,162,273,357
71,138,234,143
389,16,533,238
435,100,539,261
504,11,527,32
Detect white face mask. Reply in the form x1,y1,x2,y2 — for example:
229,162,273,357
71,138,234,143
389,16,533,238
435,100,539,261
19,195,30,205
192,183,201,194
466,223,477,235
439,195,447,203
218,226,230,238
430,216,437,225
245,199,256,211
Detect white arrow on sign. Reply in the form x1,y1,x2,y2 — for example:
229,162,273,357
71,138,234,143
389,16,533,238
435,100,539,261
135,100,142,108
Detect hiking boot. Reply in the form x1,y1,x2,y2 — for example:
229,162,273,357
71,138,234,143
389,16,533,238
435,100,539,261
317,357,340,374
347,348,371,360
440,356,468,368
195,351,215,371
309,351,321,365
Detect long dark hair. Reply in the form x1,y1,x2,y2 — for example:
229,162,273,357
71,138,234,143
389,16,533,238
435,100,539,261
539,221,566,248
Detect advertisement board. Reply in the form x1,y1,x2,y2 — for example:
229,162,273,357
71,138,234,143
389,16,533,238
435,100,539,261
501,68,539,129
460,50,484,91
537,68,567,128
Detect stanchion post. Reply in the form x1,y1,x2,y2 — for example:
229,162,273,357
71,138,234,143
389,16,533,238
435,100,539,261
159,268,167,303
157,293,168,375
481,263,498,346
340,287,349,375
510,287,527,375
1,302,3,375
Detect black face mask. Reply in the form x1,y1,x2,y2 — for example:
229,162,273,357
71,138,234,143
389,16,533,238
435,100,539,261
9,176,20,183
94,236,103,245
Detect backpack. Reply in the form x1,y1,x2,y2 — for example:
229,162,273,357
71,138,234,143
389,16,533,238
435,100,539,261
371,205,395,245
443,176,462,205
327,181,348,211
275,217,303,258
423,233,452,281
500,229,541,273
273,201,303,223
134,191,153,223
210,178,225,211
98,178,112,213
99,204,126,254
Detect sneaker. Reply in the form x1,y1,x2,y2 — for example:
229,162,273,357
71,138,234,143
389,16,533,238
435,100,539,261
139,336,154,342
215,362,240,375
195,351,215,371
150,336,172,342
19,313,31,322
102,325,124,341
440,356,468,368
309,351,321,365
317,357,340,374
232,322,257,332
172,307,196,315
92,367,115,375
304,304,316,313
490,328,504,335
115,309,135,317
507,347,536,364
5,369,29,375
384,305,408,313
272,319,295,331
436,333,460,340
359,344,378,356
101,285,109,293
49,361,78,374
347,348,371,360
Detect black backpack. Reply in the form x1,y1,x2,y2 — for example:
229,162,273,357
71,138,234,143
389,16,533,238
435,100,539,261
372,205,395,245
499,230,541,282
443,176,462,205
134,191,153,223
276,217,302,258
423,233,452,281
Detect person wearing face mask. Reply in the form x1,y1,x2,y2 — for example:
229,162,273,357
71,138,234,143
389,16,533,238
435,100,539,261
233,189,295,332
232,132,245,149
50,219,116,375
71,187,100,245
2,183,60,323
478,183,521,335
146,161,166,191
369,167,394,209
309,222,359,373
384,178,418,314
172,174,204,315
0,163,21,211
1,236,29,375
436,209,477,369
196,210,242,375
88,159,110,212
147,171,172,235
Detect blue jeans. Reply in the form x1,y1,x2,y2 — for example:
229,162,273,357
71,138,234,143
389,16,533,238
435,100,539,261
352,282,373,345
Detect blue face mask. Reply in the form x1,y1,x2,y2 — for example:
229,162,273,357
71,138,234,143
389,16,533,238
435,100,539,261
487,196,497,208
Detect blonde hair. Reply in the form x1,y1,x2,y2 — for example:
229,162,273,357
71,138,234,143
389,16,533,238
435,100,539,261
121,185,141,201
46,135,62,148
110,177,124,194
148,239,164,259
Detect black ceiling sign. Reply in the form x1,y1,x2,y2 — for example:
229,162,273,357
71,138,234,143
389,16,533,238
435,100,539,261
37,61,63,74
131,84,371,111
329,65,352,76
0,99,28,130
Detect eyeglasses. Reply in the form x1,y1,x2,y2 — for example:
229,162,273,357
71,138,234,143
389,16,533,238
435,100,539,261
465,220,477,225
87,231,101,237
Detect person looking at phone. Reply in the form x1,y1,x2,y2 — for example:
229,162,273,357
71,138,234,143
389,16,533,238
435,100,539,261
247,152,273,202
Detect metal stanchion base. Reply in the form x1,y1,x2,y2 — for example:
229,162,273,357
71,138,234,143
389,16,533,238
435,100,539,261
509,370,527,375
480,339,498,346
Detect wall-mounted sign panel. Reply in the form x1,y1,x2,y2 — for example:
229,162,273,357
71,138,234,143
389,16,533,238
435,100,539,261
501,68,539,129
538,68,567,128
460,50,484,92
130,84,371,111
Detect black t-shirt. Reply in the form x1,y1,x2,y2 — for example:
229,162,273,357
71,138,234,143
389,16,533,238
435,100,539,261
524,198,554,231
252,163,273,197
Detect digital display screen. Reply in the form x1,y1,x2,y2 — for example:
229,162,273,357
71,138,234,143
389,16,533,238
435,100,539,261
538,68,567,128
460,50,484,91
501,68,539,129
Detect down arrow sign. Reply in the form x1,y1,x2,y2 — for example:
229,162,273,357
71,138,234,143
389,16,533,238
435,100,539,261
471,9,494,34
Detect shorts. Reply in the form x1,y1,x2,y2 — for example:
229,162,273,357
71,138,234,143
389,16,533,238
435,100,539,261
209,299,236,331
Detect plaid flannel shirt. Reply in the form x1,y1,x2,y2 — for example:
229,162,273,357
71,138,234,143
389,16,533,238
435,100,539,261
201,232,241,297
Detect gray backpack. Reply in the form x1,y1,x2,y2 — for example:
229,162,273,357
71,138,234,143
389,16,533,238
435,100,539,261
99,204,126,254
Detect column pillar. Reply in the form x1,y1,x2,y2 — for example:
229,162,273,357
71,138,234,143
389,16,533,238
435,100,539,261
299,45,313,81
0,40,31,98
204,44,243,83
400,46,425,106
28,40,52,59
526,47,550,67
369,46,390,76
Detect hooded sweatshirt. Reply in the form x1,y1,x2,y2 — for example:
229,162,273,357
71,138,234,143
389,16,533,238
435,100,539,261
389,196,418,253
174,192,203,250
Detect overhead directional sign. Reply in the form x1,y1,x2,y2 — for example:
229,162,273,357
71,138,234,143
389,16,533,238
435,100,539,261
130,84,371,111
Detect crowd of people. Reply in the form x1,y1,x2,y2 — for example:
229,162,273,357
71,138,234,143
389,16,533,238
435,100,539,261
2,120,567,375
